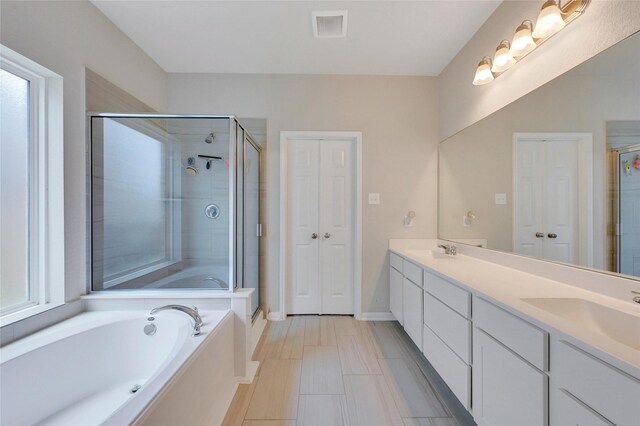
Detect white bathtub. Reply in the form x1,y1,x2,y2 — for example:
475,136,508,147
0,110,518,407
0,309,235,426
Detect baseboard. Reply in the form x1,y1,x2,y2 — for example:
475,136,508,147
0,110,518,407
267,311,284,321
237,360,259,384
251,312,267,355
357,311,396,321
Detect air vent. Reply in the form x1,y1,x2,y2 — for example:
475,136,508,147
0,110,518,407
312,10,348,38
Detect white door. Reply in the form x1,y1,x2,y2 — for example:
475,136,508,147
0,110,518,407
287,139,355,314
618,150,640,277
514,137,579,264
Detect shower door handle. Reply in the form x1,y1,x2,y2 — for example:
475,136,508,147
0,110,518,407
311,233,318,240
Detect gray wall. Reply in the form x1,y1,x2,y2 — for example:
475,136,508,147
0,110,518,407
168,73,439,315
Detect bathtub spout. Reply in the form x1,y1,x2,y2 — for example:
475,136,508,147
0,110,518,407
149,305,203,336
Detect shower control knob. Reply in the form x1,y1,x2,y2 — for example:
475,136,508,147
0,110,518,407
548,233,558,239
324,233,331,239
311,233,318,239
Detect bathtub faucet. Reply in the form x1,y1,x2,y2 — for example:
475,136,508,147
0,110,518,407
149,305,203,336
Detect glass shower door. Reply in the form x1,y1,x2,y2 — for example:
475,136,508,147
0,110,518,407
244,137,260,317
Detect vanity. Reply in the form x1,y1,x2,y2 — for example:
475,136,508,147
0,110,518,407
389,240,640,426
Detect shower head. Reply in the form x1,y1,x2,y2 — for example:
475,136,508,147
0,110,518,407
205,133,215,144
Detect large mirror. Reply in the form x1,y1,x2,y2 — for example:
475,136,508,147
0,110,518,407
439,31,640,280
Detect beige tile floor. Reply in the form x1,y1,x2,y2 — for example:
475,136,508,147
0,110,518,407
222,316,461,426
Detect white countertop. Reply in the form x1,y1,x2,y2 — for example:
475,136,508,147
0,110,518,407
389,240,640,376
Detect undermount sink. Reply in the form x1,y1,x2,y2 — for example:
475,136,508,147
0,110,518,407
405,249,455,260
521,297,640,351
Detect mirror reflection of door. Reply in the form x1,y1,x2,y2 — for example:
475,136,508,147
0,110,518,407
616,147,640,277
513,133,593,266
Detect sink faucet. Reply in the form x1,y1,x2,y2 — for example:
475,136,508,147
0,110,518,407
438,244,457,256
632,291,640,304
149,305,203,336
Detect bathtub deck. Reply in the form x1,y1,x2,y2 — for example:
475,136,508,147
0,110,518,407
222,316,467,426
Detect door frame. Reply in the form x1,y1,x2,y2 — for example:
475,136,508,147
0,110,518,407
512,132,594,267
612,143,640,273
278,131,363,320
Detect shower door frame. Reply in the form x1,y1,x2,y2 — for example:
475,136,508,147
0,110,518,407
612,143,640,275
86,113,253,295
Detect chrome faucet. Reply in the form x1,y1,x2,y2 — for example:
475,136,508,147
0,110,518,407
438,244,457,256
149,305,203,336
632,291,640,304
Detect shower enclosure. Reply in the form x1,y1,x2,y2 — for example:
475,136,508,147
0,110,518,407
89,114,261,316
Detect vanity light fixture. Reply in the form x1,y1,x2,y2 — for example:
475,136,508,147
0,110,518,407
532,0,566,38
509,21,537,58
491,40,517,73
472,0,590,85
472,57,494,86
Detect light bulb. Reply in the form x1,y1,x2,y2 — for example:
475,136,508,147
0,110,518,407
472,57,494,86
491,40,516,73
509,21,537,58
532,0,566,39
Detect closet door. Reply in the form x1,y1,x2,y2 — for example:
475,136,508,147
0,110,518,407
320,140,354,314
287,140,321,314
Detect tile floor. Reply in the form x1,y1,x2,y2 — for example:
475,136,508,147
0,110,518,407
222,316,464,426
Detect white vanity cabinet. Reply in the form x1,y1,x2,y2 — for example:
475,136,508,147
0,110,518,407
473,297,549,426
389,254,403,325
551,341,640,425
389,252,423,348
402,258,423,348
422,270,472,409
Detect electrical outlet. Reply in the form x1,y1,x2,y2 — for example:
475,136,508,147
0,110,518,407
495,193,507,205
368,193,380,205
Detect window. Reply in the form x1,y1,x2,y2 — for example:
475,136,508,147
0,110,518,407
0,45,64,322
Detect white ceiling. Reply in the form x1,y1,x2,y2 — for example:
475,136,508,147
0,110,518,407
92,1,501,76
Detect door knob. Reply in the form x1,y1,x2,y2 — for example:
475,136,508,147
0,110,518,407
548,233,558,239
535,232,545,238
311,233,318,239
324,232,331,239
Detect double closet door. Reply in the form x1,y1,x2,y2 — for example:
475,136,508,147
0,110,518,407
513,138,579,264
287,138,355,315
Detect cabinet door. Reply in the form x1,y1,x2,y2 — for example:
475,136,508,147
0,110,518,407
390,267,403,325
473,329,548,426
403,278,422,349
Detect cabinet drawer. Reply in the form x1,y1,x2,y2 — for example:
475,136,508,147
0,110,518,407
554,389,613,426
474,297,548,371
423,324,470,409
424,292,471,363
554,341,639,426
423,271,470,318
403,278,423,349
390,252,403,273
403,260,423,287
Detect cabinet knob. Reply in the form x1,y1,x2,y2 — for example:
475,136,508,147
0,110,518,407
324,232,331,239
535,232,545,238
311,233,318,239
547,233,557,239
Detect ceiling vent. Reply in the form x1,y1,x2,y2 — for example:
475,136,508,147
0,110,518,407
312,10,348,38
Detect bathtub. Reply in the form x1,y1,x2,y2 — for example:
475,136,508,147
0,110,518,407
0,309,236,426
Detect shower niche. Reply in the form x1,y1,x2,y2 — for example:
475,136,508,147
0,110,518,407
89,115,261,315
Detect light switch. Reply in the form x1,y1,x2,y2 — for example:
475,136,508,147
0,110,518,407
495,193,507,205
368,193,380,205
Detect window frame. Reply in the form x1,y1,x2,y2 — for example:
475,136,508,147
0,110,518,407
0,45,65,324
